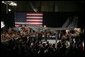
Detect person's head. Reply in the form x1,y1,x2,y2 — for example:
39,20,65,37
52,44,55,48
46,41,49,44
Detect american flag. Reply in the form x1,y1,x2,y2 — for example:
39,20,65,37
15,12,43,27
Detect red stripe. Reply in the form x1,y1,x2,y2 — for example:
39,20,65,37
27,13,43,14
15,24,20,27
27,15,43,17
15,24,42,25
26,18,42,20
27,23,42,24
26,18,42,21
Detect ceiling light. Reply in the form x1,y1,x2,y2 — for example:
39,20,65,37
1,21,5,28
9,1,17,6
8,9,11,12
2,1,17,6
2,1,5,3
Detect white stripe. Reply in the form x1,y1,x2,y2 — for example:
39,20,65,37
26,17,43,18
15,22,27,24
27,14,43,15
26,20,43,21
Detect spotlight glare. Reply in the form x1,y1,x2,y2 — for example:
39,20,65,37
8,9,11,12
1,21,5,28
2,1,5,3
9,1,17,6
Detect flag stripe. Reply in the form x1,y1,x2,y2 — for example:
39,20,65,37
27,15,43,17
26,19,43,21
15,22,42,24
27,21,42,23
27,23,42,24
26,13,43,15
26,17,43,18
26,18,42,20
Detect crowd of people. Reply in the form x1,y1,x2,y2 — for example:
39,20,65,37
1,26,84,56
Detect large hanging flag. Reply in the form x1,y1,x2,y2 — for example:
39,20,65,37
15,12,43,27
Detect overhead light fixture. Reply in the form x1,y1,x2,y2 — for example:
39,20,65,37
2,1,5,3
8,9,11,12
2,1,17,6
33,8,38,12
44,25,46,28
1,21,5,28
66,30,69,33
9,1,17,6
